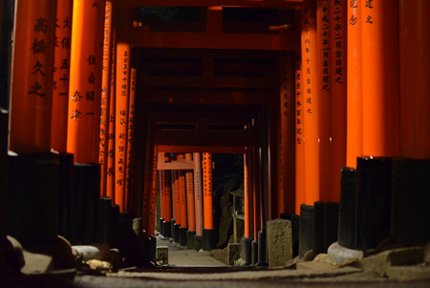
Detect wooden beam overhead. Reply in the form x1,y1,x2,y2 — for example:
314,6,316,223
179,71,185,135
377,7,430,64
119,0,302,8
132,29,299,51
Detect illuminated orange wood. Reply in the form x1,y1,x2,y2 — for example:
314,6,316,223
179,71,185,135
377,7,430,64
361,0,399,157
186,156,196,232
193,152,203,236
301,0,320,205
124,67,136,209
295,56,305,215
316,0,331,203
399,0,430,159
9,0,57,153
119,0,302,8
99,1,113,197
252,146,261,240
346,0,363,167
114,8,133,210
67,0,104,163
51,0,72,153
148,148,158,235
179,170,187,229
328,0,347,203
202,153,213,230
244,153,250,238
160,161,172,222
172,169,181,226
279,48,296,215
106,28,116,200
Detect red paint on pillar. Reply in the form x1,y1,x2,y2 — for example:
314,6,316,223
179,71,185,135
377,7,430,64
99,1,113,197
114,8,133,210
317,0,332,203
244,153,250,238
9,0,57,153
279,48,296,215
295,57,305,215
67,0,104,163
186,167,196,231
51,0,73,153
106,28,116,200
399,0,430,159
361,0,400,157
301,0,320,205
329,0,347,203
202,153,213,230
148,147,158,236
124,67,136,209
193,152,203,236
179,170,187,229
346,0,363,167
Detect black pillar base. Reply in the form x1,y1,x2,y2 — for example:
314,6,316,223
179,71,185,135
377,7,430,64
257,230,267,266
291,214,300,257
0,110,8,239
72,163,101,245
194,235,202,251
101,197,113,247
299,204,314,258
251,240,258,265
179,227,187,246
356,157,392,250
173,223,180,243
145,236,157,262
391,158,430,247
242,237,252,265
8,153,59,247
324,202,339,252
58,153,74,242
202,229,216,251
160,218,164,235
187,231,196,249
162,221,172,238
313,201,325,255
338,167,357,249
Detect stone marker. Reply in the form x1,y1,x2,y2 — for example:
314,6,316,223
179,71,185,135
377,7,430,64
156,246,168,264
267,218,292,268
228,243,240,265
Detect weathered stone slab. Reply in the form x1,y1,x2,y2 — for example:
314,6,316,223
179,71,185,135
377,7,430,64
267,218,292,268
386,266,430,281
352,246,424,276
228,243,240,265
327,242,363,265
156,246,168,264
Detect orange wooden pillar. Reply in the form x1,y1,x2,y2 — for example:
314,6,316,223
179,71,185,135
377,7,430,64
172,167,181,242
202,152,215,250
279,47,296,216
361,0,399,157
178,169,188,246
295,56,305,214
346,0,362,167
316,0,331,203
114,8,133,211
99,1,113,198
301,0,320,205
244,153,250,239
328,0,347,202
163,168,172,237
124,67,136,210
148,148,158,237
106,28,116,200
193,152,203,249
399,0,430,159
9,0,57,153
51,0,72,153
67,0,104,163
185,154,196,247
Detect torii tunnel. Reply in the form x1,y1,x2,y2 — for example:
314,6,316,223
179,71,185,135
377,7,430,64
0,0,429,269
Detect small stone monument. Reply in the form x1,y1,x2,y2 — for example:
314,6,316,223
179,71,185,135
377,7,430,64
267,218,292,268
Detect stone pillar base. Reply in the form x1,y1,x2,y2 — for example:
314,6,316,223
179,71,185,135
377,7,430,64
242,237,252,265
161,221,171,238
179,227,187,246
251,240,258,265
202,229,216,251
187,231,196,249
194,235,202,251
173,223,180,243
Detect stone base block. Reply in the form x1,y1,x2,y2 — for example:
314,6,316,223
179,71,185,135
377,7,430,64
251,240,258,265
187,231,196,249
228,243,240,265
202,229,216,251
242,237,252,265
156,246,168,264
179,228,187,246
194,235,202,251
